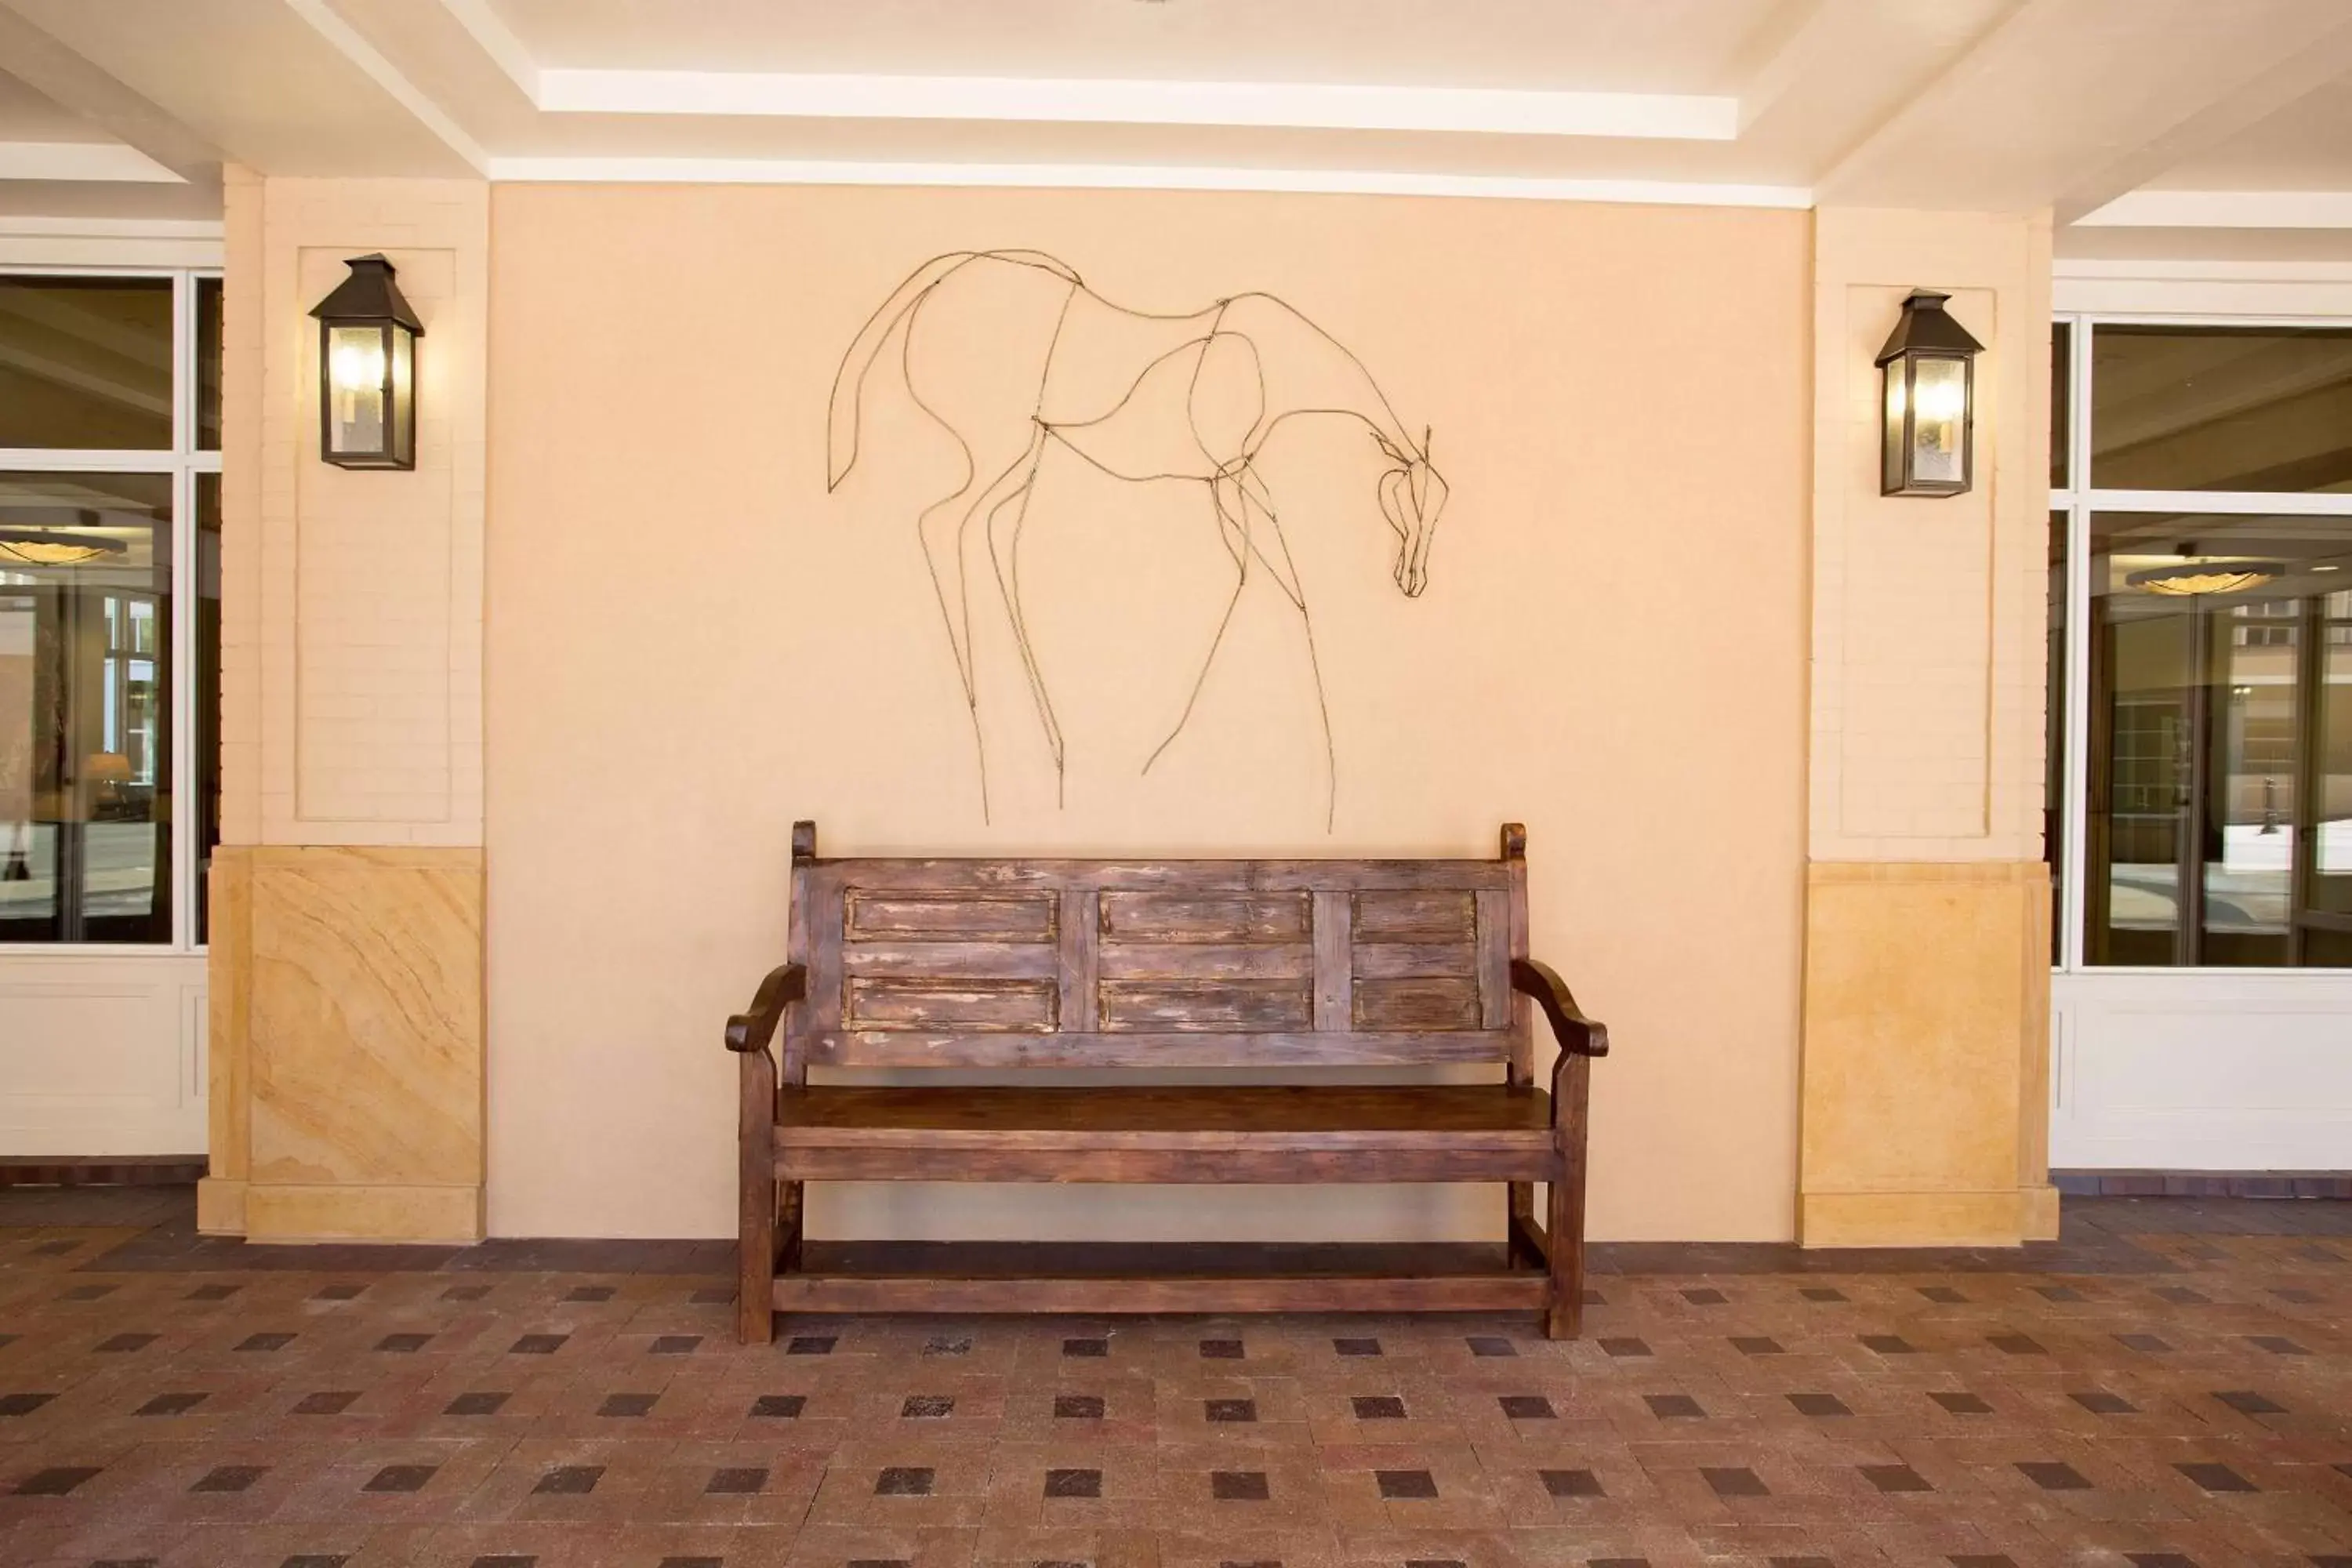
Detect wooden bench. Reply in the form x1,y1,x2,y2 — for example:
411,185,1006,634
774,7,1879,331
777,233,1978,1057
725,821,1610,1344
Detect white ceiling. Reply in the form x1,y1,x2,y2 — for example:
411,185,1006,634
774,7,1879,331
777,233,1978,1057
2,0,2350,256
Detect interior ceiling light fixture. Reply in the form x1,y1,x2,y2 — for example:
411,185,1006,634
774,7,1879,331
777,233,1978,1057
2126,557,2286,597
0,528,127,567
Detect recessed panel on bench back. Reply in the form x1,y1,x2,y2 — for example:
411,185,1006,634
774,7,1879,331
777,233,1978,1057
801,858,1519,1065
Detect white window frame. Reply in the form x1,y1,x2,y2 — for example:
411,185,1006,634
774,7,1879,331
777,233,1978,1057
2051,306,2352,976
0,263,223,956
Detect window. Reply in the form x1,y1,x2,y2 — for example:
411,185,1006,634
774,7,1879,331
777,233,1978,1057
0,271,220,948
2055,317,2352,969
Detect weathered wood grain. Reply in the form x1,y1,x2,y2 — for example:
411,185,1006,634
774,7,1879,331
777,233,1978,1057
1097,942,1312,982
846,891,1058,942
844,978,1058,1033
1352,942,1479,981
775,1272,1551,1315
805,1029,1512,1068
1099,891,1312,942
1353,976,1482,1032
1098,980,1312,1033
1353,889,1477,942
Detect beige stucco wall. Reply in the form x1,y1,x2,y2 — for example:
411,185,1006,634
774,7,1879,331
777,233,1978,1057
483,184,1813,1242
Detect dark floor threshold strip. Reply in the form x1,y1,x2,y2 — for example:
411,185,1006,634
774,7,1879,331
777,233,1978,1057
2055,1170,2352,1200
0,1156,207,1189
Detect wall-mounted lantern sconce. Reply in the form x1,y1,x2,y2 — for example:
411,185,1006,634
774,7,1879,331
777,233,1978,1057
310,253,422,470
1875,289,1982,497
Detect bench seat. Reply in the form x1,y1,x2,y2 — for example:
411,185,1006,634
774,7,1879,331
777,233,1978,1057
776,1084,1558,1183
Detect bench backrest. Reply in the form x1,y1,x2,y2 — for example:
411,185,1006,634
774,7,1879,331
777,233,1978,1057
782,821,1533,1079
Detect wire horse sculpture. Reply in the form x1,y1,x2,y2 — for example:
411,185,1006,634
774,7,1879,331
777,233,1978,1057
828,249,1448,826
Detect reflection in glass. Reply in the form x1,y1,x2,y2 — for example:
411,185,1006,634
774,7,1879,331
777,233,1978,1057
0,278,176,450
2087,511,2352,966
2092,325,2352,493
2051,322,2071,489
197,474,220,944
198,278,223,452
2048,511,2067,961
0,472,172,943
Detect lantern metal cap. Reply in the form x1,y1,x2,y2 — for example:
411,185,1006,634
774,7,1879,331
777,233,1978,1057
1874,289,1980,365
308,253,425,335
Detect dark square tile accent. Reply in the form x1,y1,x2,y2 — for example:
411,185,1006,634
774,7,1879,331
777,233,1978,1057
1644,1393,1704,1419
138,1392,207,1416
1044,1468,1102,1498
1501,1395,1555,1419
2154,1286,2209,1305
2035,1285,2083,1301
445,1392,508,1416
652,1334,702,1356
1770,1559,1835,1568
535,1465,602,1495
364,1464,437,1494
2016,1461,2090,1491
0,1334,13,1350
750,1394,804,1418
1376,1470,1438,1500
294,1391,359,1415
1930,1391,1992,1415
846,1561,909,1568
1466,1335,1516,1357
1702,1467,1767,1497
1949,1559,2018,1568
1206,1398,1256,1423
1062,1337,1108,1358
61,1283,114,1301
1598,1337,1650,1357
0,1392,54,1416
923,1334,971,1356
599,1393,657,1417
192,1463,265,1494
441,1284,492,1302
564,1285,615,1302
1200,1338,1243,1359
186,1283,239,1301
1731,1336,1784,1356
1034,1560,1087,1568
314,1283,365,1301
1540,1468,1602,1498
2272,1285,2321,1301
1988,1333,2045,1355
2307,1558,2352,1568
1788,1393,1850,1417
1582,1287,1605,1305
1918,1286,1967,1303
1054,1395,1104,1419
874,1467,933,1496
376,1333,432,1353
1589,1560,1649,1568
471,1558,535,1568
236,1332,295,1352
2249,1334,2309,1356
2070,1390,2136,1414
2215,1390,2284,1415
706,1467,766,1494
1211,1471,1269,1501
31,1240,76,1255
1403,1561,1463,1568
15,1466,98,1496
1860,1464,1930,1493
661,1559,723,1568
902,1395,956,1418
1353,1396,1406,1420
1800,1287,1846,1301
690,1288,734,1306
1860,1334,1916,1354
1681,1287,1726,1305
1221,1561,1279,1568
282,1557,351,1568
96,1332,157,1352
2125,1558,2196,1568
2115,1332,2172,1352
786,1335,835,1355
1334,1337,1381,1357
510,1334,567,1355
2175,1462,2255,1493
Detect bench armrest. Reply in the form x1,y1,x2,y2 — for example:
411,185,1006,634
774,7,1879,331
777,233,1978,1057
725,963,808,1058
1511,959,1610,1062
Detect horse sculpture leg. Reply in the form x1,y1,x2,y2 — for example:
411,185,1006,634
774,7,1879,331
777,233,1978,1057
981,421,1065,799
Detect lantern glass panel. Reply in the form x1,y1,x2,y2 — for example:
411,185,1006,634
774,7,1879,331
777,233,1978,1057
390,325,414,466
325,322,388,459
1882,361,1908,492
1909,355,1968,488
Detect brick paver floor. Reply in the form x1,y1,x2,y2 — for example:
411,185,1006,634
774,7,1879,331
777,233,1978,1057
0,1186,2345,1567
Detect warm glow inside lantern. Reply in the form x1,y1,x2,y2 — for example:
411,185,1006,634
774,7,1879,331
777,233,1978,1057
1875,289,1983,498
310,254,423,470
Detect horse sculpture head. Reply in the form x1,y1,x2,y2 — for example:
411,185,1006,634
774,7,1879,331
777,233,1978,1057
1373,426,1447,598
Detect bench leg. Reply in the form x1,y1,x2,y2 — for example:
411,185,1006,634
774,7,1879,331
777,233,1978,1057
1544,1055,1591,1341
738,1050,778,1345
1508,1183,1545,1270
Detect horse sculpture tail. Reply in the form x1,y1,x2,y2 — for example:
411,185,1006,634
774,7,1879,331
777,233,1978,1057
827,249,1085,492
